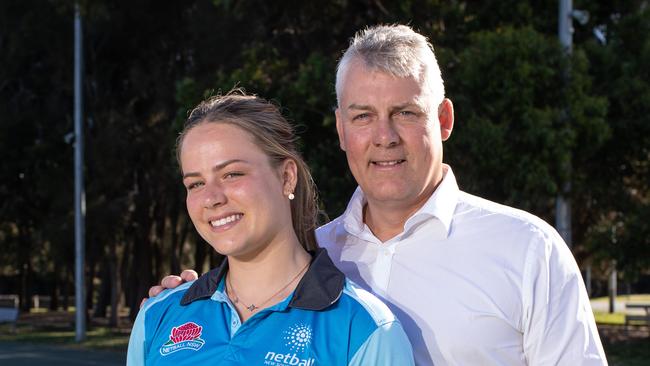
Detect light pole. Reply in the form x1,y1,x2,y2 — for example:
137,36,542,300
559,1,605,301
74,2,86,342
557,0,575,248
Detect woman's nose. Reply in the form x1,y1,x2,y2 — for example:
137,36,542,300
203,184,227,208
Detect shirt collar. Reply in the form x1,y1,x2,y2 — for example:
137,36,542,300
341,164,460,240
180,247,345,311
341,186,367,236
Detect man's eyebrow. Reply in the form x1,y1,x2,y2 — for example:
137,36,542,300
182,159,247,179
393,102,422,110
391,102,429,114
347,103,375,111
347,102,423,111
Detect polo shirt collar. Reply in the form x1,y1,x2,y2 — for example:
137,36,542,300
341,164,459,240
180,248,345,311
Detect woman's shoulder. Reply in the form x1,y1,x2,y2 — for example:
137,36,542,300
140,281,196,315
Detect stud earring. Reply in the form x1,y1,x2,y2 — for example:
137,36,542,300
288,193,295,200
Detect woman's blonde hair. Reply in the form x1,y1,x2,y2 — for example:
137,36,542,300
176,90,319,251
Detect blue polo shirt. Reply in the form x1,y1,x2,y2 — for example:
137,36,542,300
127,248,413,366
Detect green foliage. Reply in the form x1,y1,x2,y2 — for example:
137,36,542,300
0,0,648,318
445,26,608,218
579,6,650,279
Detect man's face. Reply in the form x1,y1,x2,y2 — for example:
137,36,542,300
335,61,453,213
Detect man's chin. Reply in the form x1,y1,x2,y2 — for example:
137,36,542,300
364,187,414,205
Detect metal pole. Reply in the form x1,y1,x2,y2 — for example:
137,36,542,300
556,0,572,247
608,261,617,313
558,0,573,53
74,2,86,342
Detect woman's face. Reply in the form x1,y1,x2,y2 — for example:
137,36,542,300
180,122,296,259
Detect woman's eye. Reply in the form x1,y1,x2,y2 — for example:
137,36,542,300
224,172,244,179
187,181,204,190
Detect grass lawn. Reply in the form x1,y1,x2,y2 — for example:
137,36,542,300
591,294,650,325
594,311,626,324
604,338,650,366
0,324,129,352
0,310,130,352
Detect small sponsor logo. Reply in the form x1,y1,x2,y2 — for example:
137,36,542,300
159,321,205,356
263,324,315,365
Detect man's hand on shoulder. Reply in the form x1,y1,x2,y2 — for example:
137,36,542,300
140,269,199,308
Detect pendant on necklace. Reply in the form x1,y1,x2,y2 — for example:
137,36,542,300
246,304,258,312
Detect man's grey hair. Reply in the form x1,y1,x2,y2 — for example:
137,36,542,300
335,24,445,109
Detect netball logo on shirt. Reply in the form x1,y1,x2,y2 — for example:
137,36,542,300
159,321,206,356
263,323,315,365
283,324,312,352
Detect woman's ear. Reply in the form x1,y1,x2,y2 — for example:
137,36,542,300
280,158,298,197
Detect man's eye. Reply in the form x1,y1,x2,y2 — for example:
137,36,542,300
398,110,416,117
352,113,370,121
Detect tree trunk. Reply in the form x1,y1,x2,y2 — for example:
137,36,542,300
153,202,166,285
50,261,60,310
18,230,32,312
19,263,30,311
169,197,181,275
127,197,154,320
63,267,72,311
85,257,96,329
94,258,110,318
109,240,121,327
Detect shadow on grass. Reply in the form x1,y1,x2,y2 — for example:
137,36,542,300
604,339,650,366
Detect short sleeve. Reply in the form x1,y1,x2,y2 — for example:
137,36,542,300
127,307,147,366
348,321,414,366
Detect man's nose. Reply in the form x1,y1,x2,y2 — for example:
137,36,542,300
373,116,400,147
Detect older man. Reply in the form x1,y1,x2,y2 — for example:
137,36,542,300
152,25,606,365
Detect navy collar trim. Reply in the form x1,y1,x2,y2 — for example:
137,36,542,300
180,248,345,311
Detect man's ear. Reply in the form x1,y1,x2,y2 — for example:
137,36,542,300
438,98,454,141
281,158,298,196
335,108,347,151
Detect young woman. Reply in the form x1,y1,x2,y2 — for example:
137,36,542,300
127,91,413,365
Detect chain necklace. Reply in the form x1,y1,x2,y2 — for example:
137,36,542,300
226,261,310,312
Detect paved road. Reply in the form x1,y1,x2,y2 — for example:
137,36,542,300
0,341,125,366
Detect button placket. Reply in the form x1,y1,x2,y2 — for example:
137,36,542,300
371,246,395,294
228,304,242,337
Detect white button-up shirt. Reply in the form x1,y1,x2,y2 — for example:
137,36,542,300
316,166,606,365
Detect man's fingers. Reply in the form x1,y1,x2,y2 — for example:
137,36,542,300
180,269,199,282
148,285,165,298
160,275,183,290
146,271,197,302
